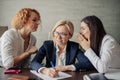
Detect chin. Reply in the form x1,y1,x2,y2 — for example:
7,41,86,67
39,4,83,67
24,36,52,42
32,29,37,32
56,42,61,44
56,42,67,46
56,42,62,45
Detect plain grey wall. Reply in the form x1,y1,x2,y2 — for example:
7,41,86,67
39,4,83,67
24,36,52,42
0,0,120,48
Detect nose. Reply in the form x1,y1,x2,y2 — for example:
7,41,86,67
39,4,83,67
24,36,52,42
79,30,84,34
36,20,40,25
57,34,62,39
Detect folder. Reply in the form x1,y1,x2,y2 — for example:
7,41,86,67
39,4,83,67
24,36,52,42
83,73,108,80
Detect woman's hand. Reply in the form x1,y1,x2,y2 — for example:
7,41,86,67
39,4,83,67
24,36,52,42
55,66,66,71
27,46,38,55
40,68,58,77
14,46,38,65
55,65,75,71
77,33,90,51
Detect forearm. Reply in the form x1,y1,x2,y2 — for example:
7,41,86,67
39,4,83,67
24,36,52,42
55,65,75,71
14,51,31,65
76,49,94,70
65,65,76,71
30,59,44,71
85,48,107,73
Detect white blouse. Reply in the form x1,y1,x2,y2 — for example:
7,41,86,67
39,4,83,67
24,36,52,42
0,28,36,68
85,34,120,73
56,45,66,66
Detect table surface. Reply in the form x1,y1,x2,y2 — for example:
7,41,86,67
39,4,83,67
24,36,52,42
0,68,97,80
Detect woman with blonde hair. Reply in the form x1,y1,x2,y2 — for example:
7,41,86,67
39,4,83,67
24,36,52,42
0,8,41,69
30,20,93,77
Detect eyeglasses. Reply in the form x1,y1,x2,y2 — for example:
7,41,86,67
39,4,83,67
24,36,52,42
53,31,69,38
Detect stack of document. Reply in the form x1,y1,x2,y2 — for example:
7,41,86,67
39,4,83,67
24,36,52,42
30,70,72,80
83,73,108,80
105,69,120,80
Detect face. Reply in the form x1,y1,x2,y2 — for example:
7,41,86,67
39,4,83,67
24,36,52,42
53,25,70,46
80,21,90,40
25,12,40,32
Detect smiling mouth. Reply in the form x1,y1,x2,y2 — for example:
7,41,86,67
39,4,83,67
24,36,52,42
57,40,62,42
56,40,62,42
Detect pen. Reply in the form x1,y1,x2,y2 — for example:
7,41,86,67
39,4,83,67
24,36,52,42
50,61,55,68
50,61,59,77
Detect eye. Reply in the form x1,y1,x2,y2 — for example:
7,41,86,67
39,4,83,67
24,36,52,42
32,19,37,22
61,33,68,36
80,27,85,31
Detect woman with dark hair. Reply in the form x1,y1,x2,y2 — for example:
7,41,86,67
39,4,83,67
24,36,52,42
77,15,120,73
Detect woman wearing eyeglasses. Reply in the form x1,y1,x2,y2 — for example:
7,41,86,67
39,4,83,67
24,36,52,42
0,8,41,69
30,20,94,77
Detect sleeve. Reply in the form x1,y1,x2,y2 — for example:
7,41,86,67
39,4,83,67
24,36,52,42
74,49,94,71
0,32,15,69
84,38,118,73
30,42,46,71
85,48,108,73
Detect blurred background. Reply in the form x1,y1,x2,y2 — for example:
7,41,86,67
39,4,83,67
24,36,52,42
0,0,120,48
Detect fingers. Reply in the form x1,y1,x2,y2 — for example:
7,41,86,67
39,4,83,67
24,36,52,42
28,46,38,54
77,33,90,51
44,68,58,77
55,66,65,71
78,33,89,42
31,46,38,52
88,38,90,44
77,33,84,43
49,68,58,77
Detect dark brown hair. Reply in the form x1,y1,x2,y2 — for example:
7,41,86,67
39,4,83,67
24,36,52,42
81,15,106,56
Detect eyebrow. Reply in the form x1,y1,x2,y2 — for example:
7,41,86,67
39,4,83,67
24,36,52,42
55,31,69,34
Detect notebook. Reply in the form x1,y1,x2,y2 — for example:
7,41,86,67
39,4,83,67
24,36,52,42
30,70,72,80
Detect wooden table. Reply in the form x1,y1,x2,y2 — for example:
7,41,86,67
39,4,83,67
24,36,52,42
0,68,97,80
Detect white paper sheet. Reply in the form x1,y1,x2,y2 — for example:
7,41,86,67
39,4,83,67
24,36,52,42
30,70,72,80
105,69,120,80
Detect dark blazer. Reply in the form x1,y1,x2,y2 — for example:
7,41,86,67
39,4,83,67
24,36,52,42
30,40,94,71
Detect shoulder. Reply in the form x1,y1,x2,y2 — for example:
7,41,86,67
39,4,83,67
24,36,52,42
1,28,18,39
67,41,79,48
102,34,117,44
43,40,54,45
40,40,54,50
3,28,17,35
102,34,119,48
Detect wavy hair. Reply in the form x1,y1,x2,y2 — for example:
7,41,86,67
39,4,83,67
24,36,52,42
11,8,40,29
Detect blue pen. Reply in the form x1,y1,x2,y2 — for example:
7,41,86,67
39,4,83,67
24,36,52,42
50,61,55,68
50,61,59,77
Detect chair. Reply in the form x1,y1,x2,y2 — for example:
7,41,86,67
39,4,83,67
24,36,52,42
0,26,8,48
0,26,8,37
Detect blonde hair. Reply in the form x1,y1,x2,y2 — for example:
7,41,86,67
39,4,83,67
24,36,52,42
11,8,41,29
51,20,74,39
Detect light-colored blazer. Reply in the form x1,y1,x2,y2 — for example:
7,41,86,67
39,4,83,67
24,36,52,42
85,34,120,73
